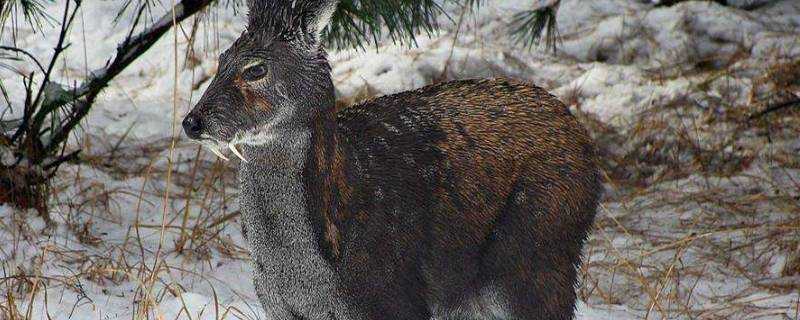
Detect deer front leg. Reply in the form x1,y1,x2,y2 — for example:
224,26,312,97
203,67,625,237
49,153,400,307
251,264,297,319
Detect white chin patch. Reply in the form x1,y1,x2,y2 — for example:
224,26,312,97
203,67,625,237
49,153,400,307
232,128,278,147
197,108,291,162
193,129,278,163
229,107,290,148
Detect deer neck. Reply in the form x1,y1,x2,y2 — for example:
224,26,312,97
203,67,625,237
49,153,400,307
238,110,350,262
238,128,313,253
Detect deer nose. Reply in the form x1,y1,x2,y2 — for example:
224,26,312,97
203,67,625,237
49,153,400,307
182,115,204,139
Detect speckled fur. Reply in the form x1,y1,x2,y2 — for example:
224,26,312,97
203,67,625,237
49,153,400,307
182,1,601,319
327,79,601,320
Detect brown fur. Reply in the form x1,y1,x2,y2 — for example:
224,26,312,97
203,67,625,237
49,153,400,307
183,2,600,318
300,78,601,319
236,77,273,111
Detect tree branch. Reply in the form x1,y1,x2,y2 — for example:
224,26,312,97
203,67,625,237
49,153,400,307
25,1,81,138
10,1,80,143
41,0,214,156
655,0,775,10
749,96,800,120
0,46,46,73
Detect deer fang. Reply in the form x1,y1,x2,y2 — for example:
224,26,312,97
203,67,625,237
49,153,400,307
204,144,229,161
229,143,248,162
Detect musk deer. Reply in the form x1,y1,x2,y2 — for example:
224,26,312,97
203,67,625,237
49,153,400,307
182,0,601,319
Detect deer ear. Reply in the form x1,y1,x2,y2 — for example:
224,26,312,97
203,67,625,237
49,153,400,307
303,0,337,45
245,0,337,45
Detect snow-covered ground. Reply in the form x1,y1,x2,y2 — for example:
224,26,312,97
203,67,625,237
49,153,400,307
2,0,799,319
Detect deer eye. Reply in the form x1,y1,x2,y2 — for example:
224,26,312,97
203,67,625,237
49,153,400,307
242,63,268,81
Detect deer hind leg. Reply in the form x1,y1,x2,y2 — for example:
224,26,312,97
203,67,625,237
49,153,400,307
430,283,512,320
479,184,585,320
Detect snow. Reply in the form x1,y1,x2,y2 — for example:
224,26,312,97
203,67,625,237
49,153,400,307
2,0,799,319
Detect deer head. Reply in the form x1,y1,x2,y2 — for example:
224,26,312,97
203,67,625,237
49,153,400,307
182,0,338,161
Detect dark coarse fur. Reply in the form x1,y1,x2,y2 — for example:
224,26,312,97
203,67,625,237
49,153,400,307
182,1,602,319
325,79,601,320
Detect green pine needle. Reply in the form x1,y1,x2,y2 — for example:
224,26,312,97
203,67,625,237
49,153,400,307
0,0,55,36
510,4,560,53
323,0,561,52
323,0,447,50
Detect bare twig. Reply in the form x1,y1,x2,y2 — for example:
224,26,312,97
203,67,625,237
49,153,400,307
0,46,46,73
10,1,80,143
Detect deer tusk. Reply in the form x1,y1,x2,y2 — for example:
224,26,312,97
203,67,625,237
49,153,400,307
229,143,248,162
204,144,229,161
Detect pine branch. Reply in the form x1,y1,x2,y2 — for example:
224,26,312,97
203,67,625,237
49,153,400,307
323,0,562,51
509,0,561,52
0,0,215,168
323,0,447,50
0,0,55,38
22,0,81,142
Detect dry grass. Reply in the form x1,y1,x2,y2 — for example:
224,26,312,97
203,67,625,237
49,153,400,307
0,5,256,319
2,3,800,319
572,52,800,318
0,134,251,319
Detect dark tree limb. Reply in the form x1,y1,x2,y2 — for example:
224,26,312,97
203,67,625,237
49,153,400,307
29,0,81,117
43,149,80,173
655,0,730,6
39,0,215,157
655,0,775,10
10,1,81,144
749,96,800,120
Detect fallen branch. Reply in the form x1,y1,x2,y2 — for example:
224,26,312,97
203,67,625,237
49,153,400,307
655,0,775,10
749,96,800,120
